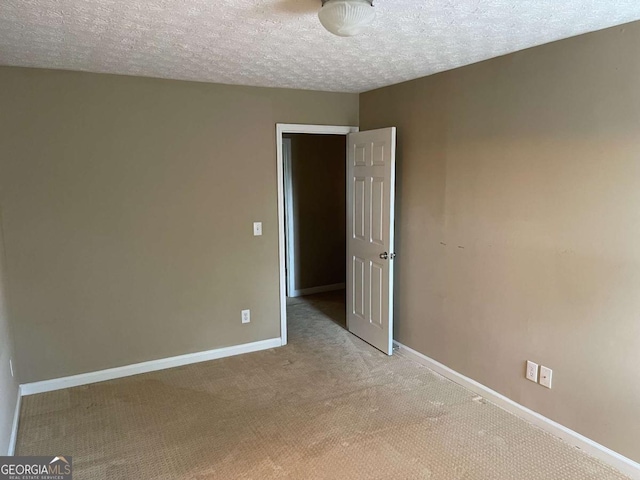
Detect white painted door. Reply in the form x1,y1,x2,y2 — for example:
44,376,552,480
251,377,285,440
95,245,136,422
346,127,396,355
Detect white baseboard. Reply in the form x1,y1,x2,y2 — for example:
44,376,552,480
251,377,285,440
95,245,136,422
393,341,640,480
7,390,21,456
290,283,345,298
20,337,283,396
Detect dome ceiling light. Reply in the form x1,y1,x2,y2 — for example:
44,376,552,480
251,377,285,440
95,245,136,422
318,0,375,37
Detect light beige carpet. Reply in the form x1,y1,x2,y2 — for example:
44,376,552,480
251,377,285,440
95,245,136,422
17,291,630,479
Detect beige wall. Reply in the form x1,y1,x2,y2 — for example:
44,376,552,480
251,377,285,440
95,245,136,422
285,134,346,292
360,22,640,462
0,205,19,454
0,67,358,384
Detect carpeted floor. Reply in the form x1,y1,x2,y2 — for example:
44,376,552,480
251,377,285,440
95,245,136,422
16,291,630,479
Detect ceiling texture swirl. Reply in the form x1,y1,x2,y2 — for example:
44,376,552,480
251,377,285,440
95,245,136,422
1,0,640,92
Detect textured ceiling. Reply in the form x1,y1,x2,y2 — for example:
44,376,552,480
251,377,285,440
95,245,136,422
1,0,640,93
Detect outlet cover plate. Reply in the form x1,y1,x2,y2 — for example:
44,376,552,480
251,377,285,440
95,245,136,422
540,366,553,388
526,360,538,383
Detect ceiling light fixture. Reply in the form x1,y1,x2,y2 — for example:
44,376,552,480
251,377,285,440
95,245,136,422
318,0,375,37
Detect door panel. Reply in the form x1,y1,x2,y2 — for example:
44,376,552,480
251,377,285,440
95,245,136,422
371,177,385,245
370,261,384,328
346,127,396,355
353,256,366,319
353,177,367,241
354,144,367,166
372,142,387,166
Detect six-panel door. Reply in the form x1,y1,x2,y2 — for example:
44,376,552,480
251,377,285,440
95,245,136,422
346,128,396,355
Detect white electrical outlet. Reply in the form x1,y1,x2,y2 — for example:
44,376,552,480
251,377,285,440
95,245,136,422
540,366,553,388
526,360,538,383
9,358,14,378
241,309,251,324
253,222,262,236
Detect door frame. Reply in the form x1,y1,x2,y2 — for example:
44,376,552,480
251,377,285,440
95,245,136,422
282,137,295,297
276,123,359,345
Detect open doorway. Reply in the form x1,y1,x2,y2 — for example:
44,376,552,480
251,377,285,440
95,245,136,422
277,124,397,354
283,133,346,300
276,125,358,345
283,132,348,332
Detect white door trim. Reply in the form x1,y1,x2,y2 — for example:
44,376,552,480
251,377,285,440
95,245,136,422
276,124,358,345
282,137,295,297
8,391,21,455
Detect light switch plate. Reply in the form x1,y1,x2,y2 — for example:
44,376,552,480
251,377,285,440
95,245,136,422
253,222,262,236
526,360,538,383
540,366,552,388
